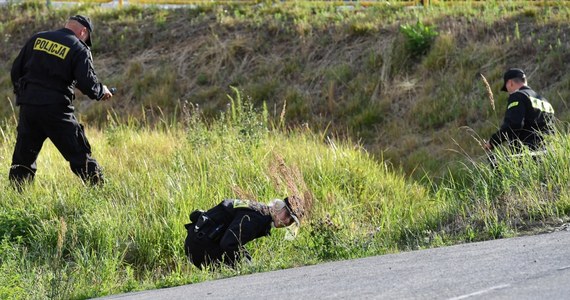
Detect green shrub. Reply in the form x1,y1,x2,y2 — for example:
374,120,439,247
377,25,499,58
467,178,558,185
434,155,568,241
305,215,354,260
399,20,439,58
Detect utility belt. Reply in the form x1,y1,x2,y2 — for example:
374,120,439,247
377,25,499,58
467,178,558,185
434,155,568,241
16,79,27,94
190,210,226,241
17,79,72,100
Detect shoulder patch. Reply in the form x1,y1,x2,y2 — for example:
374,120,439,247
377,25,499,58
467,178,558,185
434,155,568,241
507,101,519,109
233,199,251,209
33,37,70,59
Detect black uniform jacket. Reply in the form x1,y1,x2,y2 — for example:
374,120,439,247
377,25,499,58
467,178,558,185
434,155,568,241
11,28,105,106
185,199,273,267
490,86,555,150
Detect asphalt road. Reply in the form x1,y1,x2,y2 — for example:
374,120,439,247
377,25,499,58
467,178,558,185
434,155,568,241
97,229,570,299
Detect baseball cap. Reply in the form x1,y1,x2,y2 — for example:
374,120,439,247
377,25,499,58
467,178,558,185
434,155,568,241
69,15,93,47
283,196,301,227
501,68,526,92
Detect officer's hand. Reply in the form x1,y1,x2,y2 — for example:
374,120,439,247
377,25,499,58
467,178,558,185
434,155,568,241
101,85,113,101
483,141,493,151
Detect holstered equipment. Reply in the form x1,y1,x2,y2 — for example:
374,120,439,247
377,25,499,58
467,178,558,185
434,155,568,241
192,212,226,241
194,214,210,238
189,210,204,223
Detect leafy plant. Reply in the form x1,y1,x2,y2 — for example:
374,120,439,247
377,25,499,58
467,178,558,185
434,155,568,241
399,20,439,58
306,215,353,260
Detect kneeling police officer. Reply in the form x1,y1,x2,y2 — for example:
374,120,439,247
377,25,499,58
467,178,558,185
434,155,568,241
184,196,301,269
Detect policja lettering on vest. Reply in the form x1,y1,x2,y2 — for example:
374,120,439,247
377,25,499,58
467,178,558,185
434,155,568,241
33,37,70,59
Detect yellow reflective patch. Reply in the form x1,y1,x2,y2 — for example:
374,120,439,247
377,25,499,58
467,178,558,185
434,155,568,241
507,101,519,109
233,199,251,209
530,97,555,114
33,38,70,59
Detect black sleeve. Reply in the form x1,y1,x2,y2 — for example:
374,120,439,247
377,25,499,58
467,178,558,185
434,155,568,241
219,211,268,262
490,93,526,146
73,49,104,100
11,38,33,95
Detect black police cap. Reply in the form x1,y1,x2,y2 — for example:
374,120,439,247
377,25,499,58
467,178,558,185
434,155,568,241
501,68,526,92
69,15,93,47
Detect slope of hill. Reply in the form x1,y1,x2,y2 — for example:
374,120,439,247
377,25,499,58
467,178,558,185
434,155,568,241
2,2,570,177
1,2,570,298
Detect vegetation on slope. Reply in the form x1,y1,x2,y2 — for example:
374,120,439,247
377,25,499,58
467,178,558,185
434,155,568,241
1,1,570,299
1,89,569,299
2,1,570,177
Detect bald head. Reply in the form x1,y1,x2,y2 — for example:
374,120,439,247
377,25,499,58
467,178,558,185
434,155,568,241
65,15,93,47
65,20,85,33
65,20,89,45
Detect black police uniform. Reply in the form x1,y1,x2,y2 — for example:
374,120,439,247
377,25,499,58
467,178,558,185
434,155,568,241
184,199,273,269
489,86,555,151
10,26,106,185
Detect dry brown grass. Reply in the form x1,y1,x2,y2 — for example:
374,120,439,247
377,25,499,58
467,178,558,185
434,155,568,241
268,154,314,222
4,4,570,181
230,185,257,201
228,153,314,222
479,73,495,112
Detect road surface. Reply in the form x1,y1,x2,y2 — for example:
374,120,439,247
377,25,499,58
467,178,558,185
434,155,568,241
97,229,570,299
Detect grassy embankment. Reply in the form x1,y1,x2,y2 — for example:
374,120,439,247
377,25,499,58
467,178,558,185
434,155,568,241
2,1,570,178
0,1,569,299
1,89,569,299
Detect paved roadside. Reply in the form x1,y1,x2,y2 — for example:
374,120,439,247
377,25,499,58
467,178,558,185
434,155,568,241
97,230,570,299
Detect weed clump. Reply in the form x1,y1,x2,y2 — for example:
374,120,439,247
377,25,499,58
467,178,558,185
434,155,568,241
399,20,439,58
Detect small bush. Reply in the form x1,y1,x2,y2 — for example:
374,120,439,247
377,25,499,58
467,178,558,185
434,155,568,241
400,20,439,58
306,215,353,260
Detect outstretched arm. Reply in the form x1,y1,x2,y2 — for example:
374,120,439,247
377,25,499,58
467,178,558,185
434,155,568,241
219,211,269,265
73,49,112,101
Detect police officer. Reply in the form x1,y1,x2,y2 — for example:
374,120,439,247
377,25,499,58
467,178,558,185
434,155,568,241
10,15,113,188
184,196,301,269
485,68,555,152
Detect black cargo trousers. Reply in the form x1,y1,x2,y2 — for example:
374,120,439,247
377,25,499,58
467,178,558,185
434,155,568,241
9,104,104,186
184,223,228,269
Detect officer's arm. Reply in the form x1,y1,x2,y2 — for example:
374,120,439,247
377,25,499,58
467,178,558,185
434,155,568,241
490,94,526,146
73,49,105,100
219,211,264,255
11,38,32,95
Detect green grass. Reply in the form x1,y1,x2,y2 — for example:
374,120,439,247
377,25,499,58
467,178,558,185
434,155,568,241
0,94,428,298
2,2,570,179
1,92,570,299
438,129,570,239
2,2,570,298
